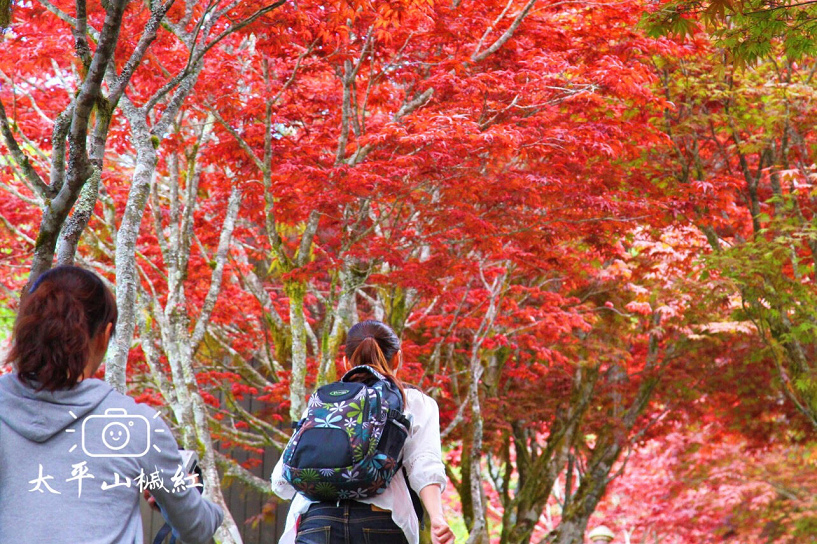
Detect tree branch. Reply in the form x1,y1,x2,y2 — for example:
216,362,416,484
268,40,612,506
191,184,243,353
108,0,177,105
145,0,287,117
0,98,53,199
209,107,265,171
49,105,74,193
474,0,514,58
472,0,538,62
295,209,320,267
73,0,92,69
394,87,435,123
214,451,277,493
36,0,81,32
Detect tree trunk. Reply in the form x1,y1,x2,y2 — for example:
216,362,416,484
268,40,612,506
286,280,308,421
465,349,489,544
108,104,156,393
318,261,364,385
547,448,618,544
458,418,476,529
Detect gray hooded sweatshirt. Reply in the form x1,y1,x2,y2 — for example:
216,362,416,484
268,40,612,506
0,374,223,544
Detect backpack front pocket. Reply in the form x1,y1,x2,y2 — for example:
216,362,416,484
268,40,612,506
292,428,353,469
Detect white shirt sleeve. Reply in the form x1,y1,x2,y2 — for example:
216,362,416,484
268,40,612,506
270,408,308,501
402,389,447,493
270,452,296,500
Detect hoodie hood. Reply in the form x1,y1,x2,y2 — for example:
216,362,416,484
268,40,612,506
0,373,113,442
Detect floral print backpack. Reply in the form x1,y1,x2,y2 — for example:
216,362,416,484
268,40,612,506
281,365,411,501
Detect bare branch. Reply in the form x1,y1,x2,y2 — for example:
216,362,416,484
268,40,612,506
474,0,514,58
36,0,80,31
108,0,177,105
214,451,277,493
56,165,100,264
191,185,243,353
336,61,354,163
222,394,291,444
66,0,127,177
137,293,177,406
209,108,265,171
0,70,54,126
472,0,538,62
295,209,320,267
0,174,42,207
269,40,315,106
149,168,172,266
108,96,158,392
231,245,288,336
49,106,74,192
0,98,53,199
441,393,471,439
0,211,36,246
336,30,373,162
178,118,213,274
394,87,434,123
73,0,92,69
346,87,434,167
145,0,286,117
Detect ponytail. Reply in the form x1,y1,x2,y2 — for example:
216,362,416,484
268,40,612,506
345,321,406,404
6,266,117,391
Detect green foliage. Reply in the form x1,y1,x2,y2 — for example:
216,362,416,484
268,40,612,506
642,5,700,39
706,215,817,419
793,516,817,539
0,305,13,343
643,0,817,62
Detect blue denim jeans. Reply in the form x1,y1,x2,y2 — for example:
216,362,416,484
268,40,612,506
295,501,409,544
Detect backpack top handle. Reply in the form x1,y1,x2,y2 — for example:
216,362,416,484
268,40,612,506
341,364,388,383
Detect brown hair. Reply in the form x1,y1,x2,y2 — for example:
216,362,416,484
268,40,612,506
345,320,405,404
7,266,118,391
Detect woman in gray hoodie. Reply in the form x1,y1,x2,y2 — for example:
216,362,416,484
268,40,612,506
0,265,223,544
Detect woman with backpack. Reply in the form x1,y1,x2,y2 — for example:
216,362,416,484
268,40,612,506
271,320,455,544
0,265,223,544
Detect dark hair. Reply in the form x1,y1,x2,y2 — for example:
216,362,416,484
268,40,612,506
345,320,405,403
6,266,118,391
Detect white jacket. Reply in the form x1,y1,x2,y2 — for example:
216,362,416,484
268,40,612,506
271,388,447,544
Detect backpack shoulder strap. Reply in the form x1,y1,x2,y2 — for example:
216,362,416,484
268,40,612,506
342,365,409,424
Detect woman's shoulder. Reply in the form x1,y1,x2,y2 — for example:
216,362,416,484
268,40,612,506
94,382,161,419
404,385,429,400
404,386,438,413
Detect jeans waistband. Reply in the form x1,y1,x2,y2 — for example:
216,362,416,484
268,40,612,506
306,501,390,513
